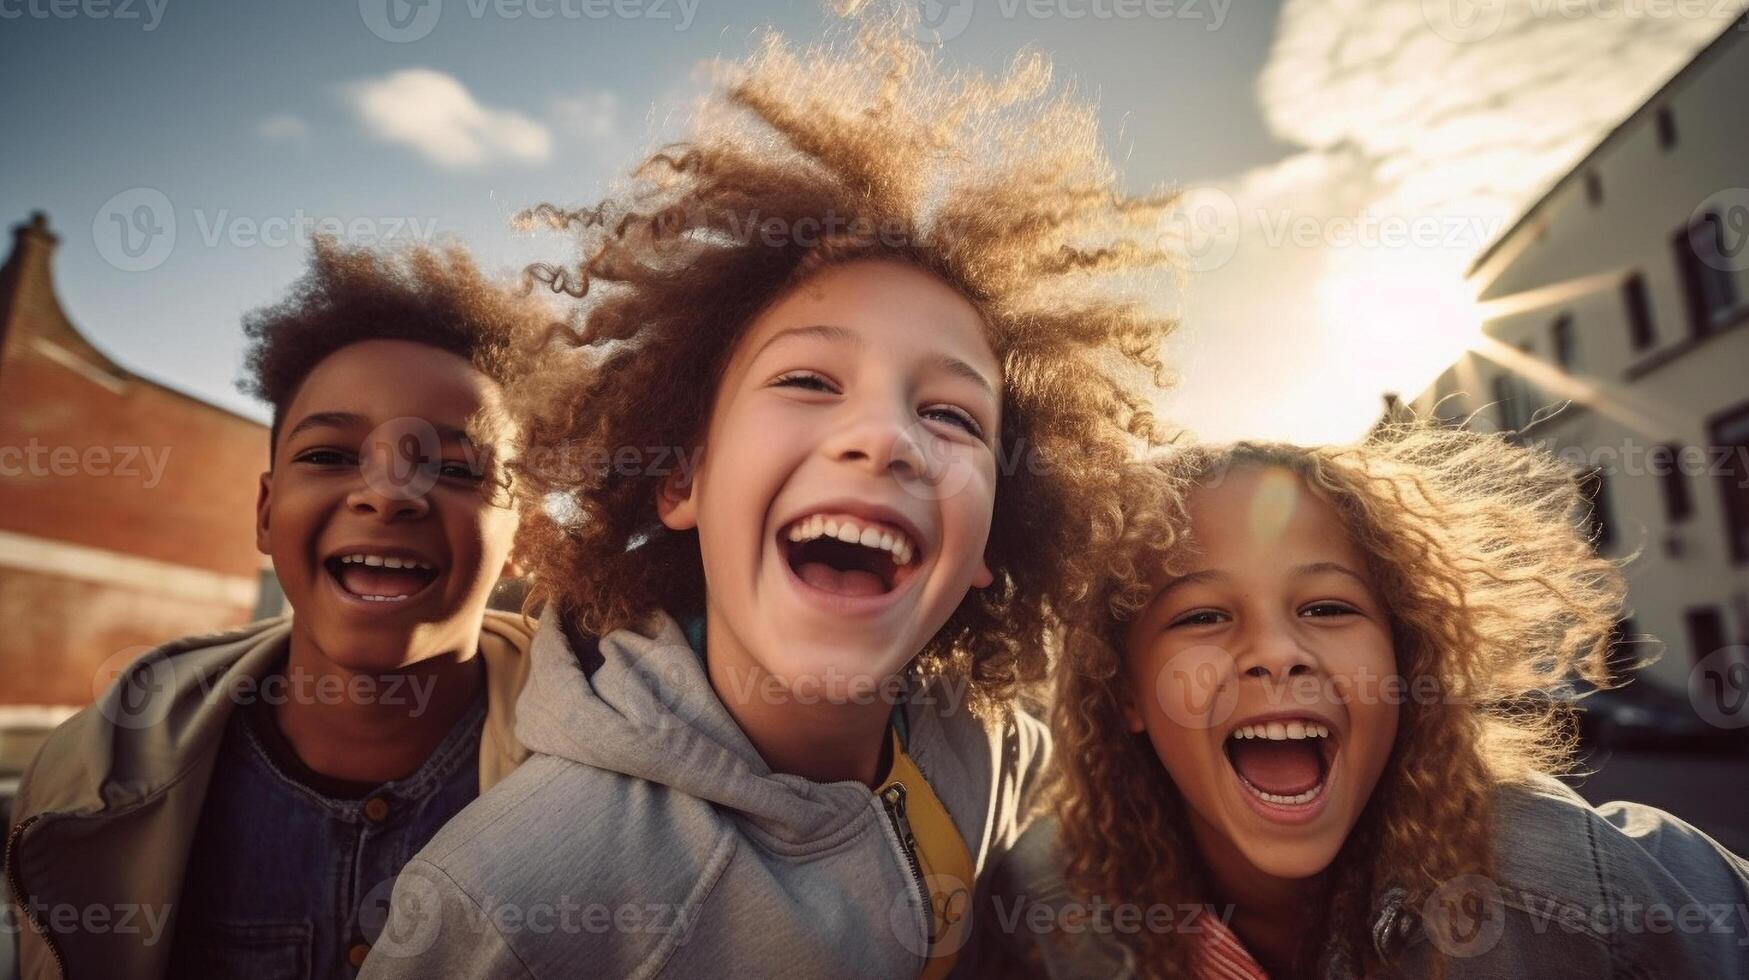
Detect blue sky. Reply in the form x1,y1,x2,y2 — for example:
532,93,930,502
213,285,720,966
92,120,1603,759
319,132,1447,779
2,0,1741,441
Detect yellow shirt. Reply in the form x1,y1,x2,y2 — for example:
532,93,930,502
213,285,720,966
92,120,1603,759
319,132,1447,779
876,727,976,980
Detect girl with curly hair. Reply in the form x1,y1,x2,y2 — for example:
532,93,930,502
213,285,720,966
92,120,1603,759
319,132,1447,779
1018,426,1749,979
361,3,1177,977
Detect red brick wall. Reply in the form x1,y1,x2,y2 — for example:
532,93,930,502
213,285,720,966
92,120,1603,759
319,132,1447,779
0,216,269,706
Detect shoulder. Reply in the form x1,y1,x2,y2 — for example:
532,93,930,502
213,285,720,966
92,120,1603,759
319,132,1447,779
1492,773,1749,902
13,618,291,823
1427,774,1749,976
408,752,738,919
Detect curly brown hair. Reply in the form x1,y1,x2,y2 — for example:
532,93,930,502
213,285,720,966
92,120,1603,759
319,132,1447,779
1052,423,1629,978
496,1,1179,713
241,236,547,457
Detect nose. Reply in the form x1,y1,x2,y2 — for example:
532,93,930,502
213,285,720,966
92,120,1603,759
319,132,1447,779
1232,614,1318,685
347,438,433,521
822,397,928,481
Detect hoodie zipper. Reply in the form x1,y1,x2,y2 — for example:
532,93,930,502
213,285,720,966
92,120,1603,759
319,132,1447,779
6,813,69,979
879,782,934,949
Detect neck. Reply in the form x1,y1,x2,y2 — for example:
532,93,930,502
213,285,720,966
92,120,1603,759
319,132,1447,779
274,622,484,784
1193,820,1325,977
702,606,893,787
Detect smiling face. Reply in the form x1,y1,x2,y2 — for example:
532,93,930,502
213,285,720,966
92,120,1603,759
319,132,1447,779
257,338,519,674
1123,465,1399,883
657,258,1000,702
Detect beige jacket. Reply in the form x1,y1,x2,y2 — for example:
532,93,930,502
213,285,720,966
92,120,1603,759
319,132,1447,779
3,611,533,980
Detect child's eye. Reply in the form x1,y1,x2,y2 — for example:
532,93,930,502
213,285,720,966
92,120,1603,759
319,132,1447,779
439,460,485,481
293,448,353,466
1168,609,1227,628
770,371,838,394
922,405,984,439
1300,601,1359,619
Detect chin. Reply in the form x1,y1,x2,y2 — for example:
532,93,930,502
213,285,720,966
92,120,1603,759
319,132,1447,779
1242,838,1343,881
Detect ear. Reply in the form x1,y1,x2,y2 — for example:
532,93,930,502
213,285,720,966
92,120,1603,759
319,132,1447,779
255,471,273,556
1121,684,1148,734
499,552,523,579
654,465,699,532
970,557,993,590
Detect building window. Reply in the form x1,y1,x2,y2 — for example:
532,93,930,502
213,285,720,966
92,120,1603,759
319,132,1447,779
1685,606,1727,666
1492,374,1521,432
1650,443,1693,522
1711,399,1749,564
1656,106,1677,150
1578,468,1615,552
1551,314,1576,371
1622,273,1656,351
1672,212,1742,338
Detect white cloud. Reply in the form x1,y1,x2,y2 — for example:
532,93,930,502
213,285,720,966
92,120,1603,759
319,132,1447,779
1162,0,1744,444
256,114,310,150
342,68,552,170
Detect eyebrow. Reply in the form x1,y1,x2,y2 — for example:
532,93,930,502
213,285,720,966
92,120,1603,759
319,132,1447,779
1152,561,1370,602
752,323,998,398
284,411,475,445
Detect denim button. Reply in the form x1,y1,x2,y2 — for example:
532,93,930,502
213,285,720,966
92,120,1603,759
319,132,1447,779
363,797,390,823
348,941,371,967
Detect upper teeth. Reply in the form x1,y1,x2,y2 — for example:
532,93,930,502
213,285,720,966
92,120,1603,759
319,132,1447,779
337,553,435,571
1232,721,1330,740
784,514,916,566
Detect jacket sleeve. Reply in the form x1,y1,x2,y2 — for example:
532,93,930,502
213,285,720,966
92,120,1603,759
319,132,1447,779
358,858,536,980
1589,798,1749,976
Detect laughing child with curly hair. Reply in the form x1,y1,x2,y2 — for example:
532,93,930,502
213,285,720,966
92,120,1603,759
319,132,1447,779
1024,426,1749,978
361,4,1180,977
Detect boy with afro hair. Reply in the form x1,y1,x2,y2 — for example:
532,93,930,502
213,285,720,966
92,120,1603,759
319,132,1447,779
7,239,546,980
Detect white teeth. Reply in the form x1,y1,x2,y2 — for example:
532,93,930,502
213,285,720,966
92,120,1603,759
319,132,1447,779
336,553,435,571
1251,783,1323,806
1231,721,1331,741
782,513,918,567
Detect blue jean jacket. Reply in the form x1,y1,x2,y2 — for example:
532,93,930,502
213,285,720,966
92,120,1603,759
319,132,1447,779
166,695,485,979
1003,775,1749,979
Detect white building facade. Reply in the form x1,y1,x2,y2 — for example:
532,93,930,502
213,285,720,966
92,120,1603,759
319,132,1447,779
1399,17,1749,700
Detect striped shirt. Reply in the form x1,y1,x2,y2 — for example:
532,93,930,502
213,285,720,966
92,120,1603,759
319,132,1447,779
1195,910,1271,980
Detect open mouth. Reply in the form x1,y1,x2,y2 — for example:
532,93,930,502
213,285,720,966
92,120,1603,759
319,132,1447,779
780,513,921,599
323,551,441,604
1224,719,1338,808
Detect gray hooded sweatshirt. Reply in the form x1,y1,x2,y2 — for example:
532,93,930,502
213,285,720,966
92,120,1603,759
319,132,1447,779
358,608,1051,979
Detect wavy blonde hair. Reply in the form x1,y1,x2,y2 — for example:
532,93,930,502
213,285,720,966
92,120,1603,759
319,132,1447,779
494,1,1178,713
1052,423,1629,977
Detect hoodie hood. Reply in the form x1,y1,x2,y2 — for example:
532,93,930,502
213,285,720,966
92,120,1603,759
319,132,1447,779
512,607,879,843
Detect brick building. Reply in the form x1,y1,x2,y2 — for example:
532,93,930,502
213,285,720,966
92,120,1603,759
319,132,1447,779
0,212,273,710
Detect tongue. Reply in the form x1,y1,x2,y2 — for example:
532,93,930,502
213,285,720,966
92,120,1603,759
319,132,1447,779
797,561,888,597
1229,739,1323,796
338,564,429,599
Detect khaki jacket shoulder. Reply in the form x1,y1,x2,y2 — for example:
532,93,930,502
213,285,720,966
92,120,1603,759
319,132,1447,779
4,610,533,980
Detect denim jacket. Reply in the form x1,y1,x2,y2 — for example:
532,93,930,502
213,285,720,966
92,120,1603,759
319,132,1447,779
1003,775,1749,979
